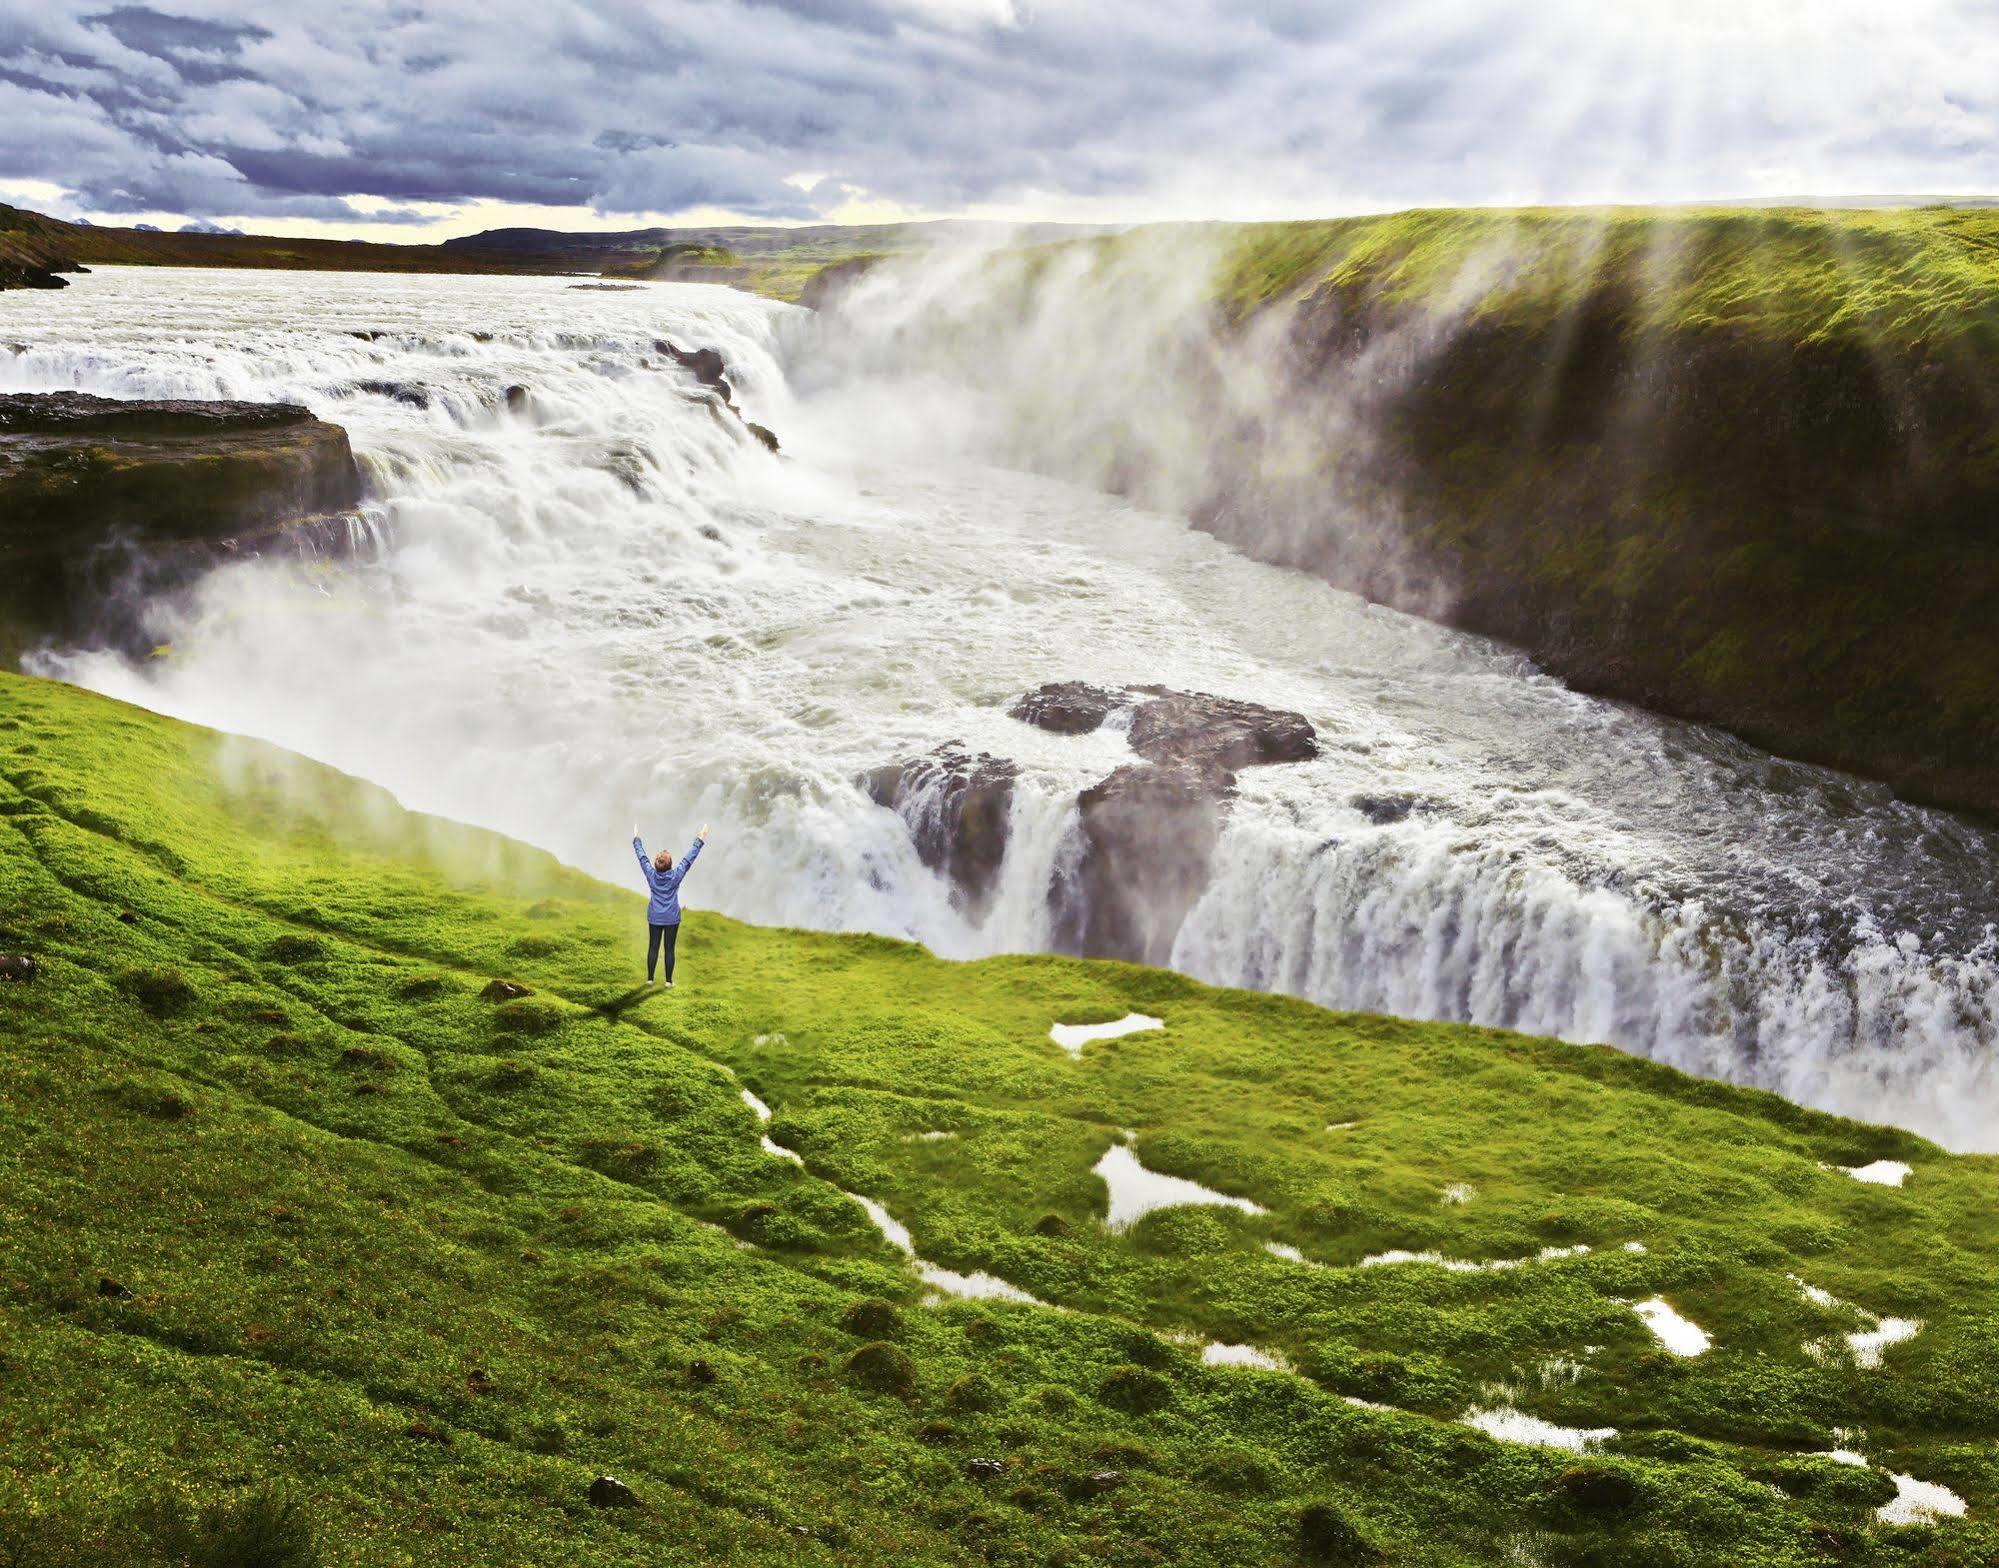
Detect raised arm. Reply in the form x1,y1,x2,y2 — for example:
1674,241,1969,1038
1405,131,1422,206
632,833,655,886
667,828,707,889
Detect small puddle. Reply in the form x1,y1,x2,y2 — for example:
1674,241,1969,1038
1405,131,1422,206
1092,1142,1267,1230
1848,1317,1922,1368
1627,1296,1710,1356
1050,1013,1163,1056
1880,1472,1967,1524
1790,1275,1922,1367
1201,1342,1289,1372
1462,1405,1616,1452
846,1192,1045,1306
1357,1244,1592,1274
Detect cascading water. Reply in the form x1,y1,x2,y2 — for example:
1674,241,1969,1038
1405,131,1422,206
5,264,1995,1148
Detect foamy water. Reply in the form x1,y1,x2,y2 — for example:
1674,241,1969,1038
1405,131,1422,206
6,265,1998,1147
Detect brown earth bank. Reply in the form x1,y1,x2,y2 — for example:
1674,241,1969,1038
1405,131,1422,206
0,392,363,659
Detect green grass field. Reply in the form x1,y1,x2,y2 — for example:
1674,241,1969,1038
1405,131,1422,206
2,668,1995,1565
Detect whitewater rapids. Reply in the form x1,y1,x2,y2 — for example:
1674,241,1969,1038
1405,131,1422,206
4,266,1995,1147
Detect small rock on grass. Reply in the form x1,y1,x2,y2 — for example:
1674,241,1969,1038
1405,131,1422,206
0,955,35,981
588,1475,640,1509
480,979,532,1001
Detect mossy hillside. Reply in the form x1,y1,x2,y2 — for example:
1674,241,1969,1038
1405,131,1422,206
1204,205,1999,352
2,671,1997,1565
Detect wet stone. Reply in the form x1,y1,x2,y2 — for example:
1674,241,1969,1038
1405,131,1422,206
587,1475,640,1509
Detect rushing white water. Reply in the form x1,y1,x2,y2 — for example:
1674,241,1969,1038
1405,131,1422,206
6,265,1999,1148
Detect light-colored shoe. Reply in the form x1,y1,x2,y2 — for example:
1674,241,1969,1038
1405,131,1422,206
664,980,675,989
646,978,656,987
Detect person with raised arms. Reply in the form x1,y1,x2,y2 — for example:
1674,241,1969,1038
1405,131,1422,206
632,823,708,987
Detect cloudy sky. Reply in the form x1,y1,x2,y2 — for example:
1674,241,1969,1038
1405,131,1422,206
1,0,1995,240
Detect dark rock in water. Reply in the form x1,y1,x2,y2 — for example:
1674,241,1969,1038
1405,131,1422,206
0,955,34,981
503,384,530,414
657,340,729,389
862,743,1017,919
870,683,1316,962
0,264,67,291
964,1458,1006,1482
1011,682,1318,965
1350,793,1435,825
354,379,430,408
1125,685,1317,770
1056,757,1233,966
657,341,780,456
1008,680,1122,735
0,392,362,659
587,1475,641,1509
479,979,533,1002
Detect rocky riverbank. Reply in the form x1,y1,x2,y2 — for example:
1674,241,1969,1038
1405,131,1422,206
0,392,362,656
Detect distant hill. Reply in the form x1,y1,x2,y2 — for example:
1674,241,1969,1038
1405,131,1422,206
0,203,563,288
0,201,1110,301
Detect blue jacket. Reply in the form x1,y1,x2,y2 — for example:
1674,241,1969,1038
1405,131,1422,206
634,835,703,925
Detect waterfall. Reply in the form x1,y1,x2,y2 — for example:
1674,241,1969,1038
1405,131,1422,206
6,263,1995,1149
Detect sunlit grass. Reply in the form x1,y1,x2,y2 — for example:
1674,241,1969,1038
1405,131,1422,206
3,669,1997,1563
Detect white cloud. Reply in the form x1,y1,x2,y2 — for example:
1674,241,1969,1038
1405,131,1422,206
0,0,1990,237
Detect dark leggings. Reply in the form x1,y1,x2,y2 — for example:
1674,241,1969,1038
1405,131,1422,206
647,922,679,982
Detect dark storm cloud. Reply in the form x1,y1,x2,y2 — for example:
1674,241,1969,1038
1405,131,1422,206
0,0,1995,229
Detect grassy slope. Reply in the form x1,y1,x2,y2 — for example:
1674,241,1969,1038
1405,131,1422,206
1202,205,1999,350
1,669,1997,1565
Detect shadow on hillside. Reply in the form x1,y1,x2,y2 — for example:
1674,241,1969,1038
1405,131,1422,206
595,985,655,1020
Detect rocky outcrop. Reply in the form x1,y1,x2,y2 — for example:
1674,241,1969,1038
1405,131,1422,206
1008,681,1122,735
657,340,780,454
1014,684,1318,964
0,392,362,655
798,253,887,312
862,744,1018,919
0,263,67,291
865,685,1316,963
